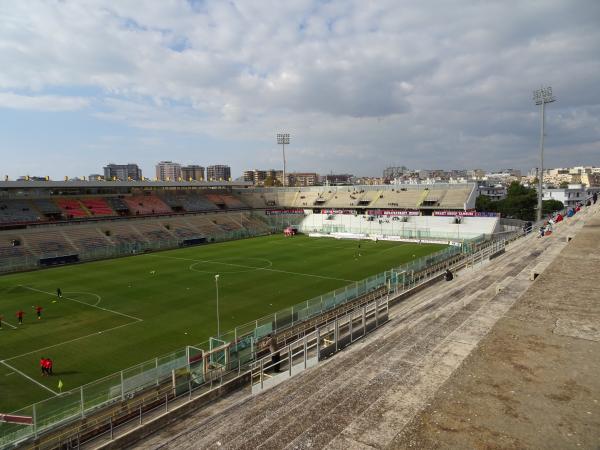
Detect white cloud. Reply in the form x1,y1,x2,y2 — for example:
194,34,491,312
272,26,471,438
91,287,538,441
0,0,599,176
0,92,90,111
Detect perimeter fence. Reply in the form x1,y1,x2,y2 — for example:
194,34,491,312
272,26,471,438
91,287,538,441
1,237,483,448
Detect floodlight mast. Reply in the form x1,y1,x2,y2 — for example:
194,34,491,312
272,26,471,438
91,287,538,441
214,274,220,338
533,86,556,222
276,133,290,187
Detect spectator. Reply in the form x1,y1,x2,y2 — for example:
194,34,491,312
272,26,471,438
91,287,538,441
593,192,598,204
445,269,454,281
269,339,281,373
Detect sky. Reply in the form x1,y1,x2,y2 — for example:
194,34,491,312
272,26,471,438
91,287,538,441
0,0,599,180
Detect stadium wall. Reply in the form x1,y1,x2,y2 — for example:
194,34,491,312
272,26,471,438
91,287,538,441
298,213,501,241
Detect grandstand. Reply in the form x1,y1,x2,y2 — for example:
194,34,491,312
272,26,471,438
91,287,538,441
80,198,115,216
31,198,62,217
123,195,172,215
235,183,476,210
55,198,88,218
0,178,528,449
0,180,486,274
0,199,40,223
158,190,220,212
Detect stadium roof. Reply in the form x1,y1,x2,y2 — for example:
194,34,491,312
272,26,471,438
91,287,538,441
0,180,253,189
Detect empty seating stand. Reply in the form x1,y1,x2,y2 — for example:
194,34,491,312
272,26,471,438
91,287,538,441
0,235,29,258
22,232,76,257
159,191,219,212
220,195,247,209
0,200,40,223
80,198,116,217
133,222,175,241
56,198,88,219
123,196,172,215
105,197,131,215
32,198,63,216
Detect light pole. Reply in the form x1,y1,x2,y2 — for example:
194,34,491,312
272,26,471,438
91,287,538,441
276,133,290,187
533,86,556,222
214,274,220,338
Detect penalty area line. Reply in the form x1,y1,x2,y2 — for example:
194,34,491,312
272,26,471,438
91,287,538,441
20,286,142,322
3,321,141,363
1,320,17,329
0,360,59,396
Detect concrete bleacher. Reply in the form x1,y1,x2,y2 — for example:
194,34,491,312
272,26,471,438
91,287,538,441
438,185,473,208
212,214,243,232
0,209,270,267
21,231,77,256
368,189,425,209
0,234,29,258
123,195,172,215
219,194,246,209
132,222,175,241
0,199,40,223
186,216,223,235
101,223,149,246
236,184,474,211
56,226,111,252
122,202,599,450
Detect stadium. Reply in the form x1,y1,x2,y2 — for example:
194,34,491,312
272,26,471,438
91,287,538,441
0,179,521,448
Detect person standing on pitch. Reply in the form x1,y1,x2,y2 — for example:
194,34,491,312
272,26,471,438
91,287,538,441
47,358,53,375
56,288,62,299
16,309,24,325
35,305,43,320
40,357,47,376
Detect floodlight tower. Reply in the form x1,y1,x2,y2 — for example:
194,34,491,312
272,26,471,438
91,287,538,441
214,274,220,338
277,133,290,187
533,86,556,222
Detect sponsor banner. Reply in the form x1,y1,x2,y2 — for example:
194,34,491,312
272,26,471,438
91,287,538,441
265,209,304,215
368,210,420,216
433,210,500,217
320,209,357,215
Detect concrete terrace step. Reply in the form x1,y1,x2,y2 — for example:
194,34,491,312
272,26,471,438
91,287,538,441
121,212,586,450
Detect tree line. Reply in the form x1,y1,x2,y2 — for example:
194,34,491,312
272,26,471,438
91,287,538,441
476,181,563,221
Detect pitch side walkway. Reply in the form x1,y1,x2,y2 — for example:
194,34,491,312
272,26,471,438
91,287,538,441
122,205,598,450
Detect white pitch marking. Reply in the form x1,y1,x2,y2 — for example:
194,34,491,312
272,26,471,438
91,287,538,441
1,320,17,329
3,321,140,362
0,360,59,395
20,286,142,322
147,254,356,283
62,291,102,307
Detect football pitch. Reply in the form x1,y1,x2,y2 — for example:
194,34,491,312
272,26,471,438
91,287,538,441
0,234,446,412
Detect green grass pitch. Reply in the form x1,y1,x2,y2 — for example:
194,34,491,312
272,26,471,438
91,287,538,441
0,234,446,412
